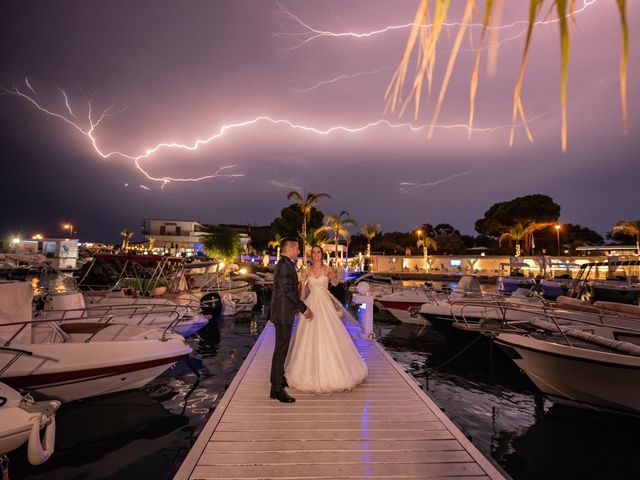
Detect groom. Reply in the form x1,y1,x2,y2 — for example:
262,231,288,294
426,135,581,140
269,237,312,403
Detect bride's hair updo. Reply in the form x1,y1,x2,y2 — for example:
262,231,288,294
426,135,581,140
311,245,324,263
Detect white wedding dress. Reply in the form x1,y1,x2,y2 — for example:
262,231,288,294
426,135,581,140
285,273,368,394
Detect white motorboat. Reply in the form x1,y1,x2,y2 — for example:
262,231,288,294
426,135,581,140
493,316,640,415
377,288,434,324
40,277,209,338
0,382,60,465
0,282,192,402
221,291,258,316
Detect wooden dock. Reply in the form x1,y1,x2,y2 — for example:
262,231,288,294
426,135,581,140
174,312,507,480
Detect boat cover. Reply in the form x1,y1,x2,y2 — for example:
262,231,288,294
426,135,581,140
0,282,33,344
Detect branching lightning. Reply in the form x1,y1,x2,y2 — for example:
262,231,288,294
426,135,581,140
2,80,522,187
295,26,533,94
275,0,599,53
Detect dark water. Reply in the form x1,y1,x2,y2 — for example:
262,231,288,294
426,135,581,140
374,309,640,480
9,284,640,480
9,313,267,480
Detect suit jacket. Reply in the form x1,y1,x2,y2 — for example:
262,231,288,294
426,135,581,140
270,256,308,325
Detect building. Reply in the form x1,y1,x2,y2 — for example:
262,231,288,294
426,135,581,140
141,219,255,257
3,236,79,269
142,219,208,256
575,245,638,257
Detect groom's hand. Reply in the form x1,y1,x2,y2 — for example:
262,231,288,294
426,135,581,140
303,309,312,319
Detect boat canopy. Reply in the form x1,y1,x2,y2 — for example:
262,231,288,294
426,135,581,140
0,282,33,344
578,260,640,269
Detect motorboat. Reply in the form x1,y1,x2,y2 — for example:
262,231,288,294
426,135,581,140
0,382,60,465
0,282,192,402
492,313,640,415
377,288,432,324
39,277,209,338
416,276,512,327
568,259,640,305
497,275,567,300
220,291,258,316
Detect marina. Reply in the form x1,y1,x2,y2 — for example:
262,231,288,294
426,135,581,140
173,310,506,480
2,1,639,478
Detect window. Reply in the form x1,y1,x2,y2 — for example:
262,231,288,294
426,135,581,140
176,226,182,236
159,226,166,235
450,259,462,267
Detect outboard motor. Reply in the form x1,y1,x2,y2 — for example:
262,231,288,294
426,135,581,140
200,292,222,319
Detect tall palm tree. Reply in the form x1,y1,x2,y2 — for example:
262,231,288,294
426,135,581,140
417,236,437,271
317,211,355,267
361,223,381,259
268,233,284,261
120,228,134,251
612,220,640,255
499,223,524,257
286,190,331,258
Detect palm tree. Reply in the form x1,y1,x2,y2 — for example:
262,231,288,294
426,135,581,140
299,228,329,259
202,225,241,264
286,190,331,258
499,223,524,257
268,233,284,261
361,223,381,259
417,236,437,271
612,220,640,255
120,228,134,251
317,211,355,267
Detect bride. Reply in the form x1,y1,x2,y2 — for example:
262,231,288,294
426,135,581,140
285,245,368,394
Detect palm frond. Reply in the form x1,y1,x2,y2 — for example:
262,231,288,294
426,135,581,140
617,0,628,133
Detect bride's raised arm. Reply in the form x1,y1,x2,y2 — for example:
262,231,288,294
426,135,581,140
326,266,339,287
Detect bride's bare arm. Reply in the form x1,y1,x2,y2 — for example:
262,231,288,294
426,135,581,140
326,267,339,286
299,269,308,299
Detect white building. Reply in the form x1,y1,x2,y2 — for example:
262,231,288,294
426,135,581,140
142,219,252,256
6,237,79,270
142,219,208,255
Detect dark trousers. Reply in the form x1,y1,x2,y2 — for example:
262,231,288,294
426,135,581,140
270,322,293,391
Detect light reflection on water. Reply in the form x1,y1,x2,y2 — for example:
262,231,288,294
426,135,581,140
10,314,267,480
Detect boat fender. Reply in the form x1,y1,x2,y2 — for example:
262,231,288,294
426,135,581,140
27,416,56,465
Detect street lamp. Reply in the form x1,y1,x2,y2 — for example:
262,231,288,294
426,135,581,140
555,224,561,256
32,234,43,241
63,223,74,239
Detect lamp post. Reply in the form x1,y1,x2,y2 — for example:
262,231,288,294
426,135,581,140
63,223,74,239
555,224,561,256
416,229,428,271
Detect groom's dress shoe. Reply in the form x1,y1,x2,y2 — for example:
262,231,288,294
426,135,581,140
270,390,296,403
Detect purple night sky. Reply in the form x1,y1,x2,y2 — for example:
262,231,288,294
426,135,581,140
1,0,638,242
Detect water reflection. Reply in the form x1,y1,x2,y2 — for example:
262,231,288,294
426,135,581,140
375,310,640,480
11,314,266,480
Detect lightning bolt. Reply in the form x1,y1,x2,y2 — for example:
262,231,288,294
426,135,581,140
2,80,523,185
275,0,599,53
400,169,476,194
295,26,532,95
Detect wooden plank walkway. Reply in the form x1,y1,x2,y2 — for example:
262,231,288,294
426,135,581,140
174,312,507,480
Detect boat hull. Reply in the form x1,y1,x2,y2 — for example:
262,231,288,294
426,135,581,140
1,335,191,402
495,333,640,415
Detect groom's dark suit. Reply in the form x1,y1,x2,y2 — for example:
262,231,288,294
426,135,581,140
269,256,308,392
